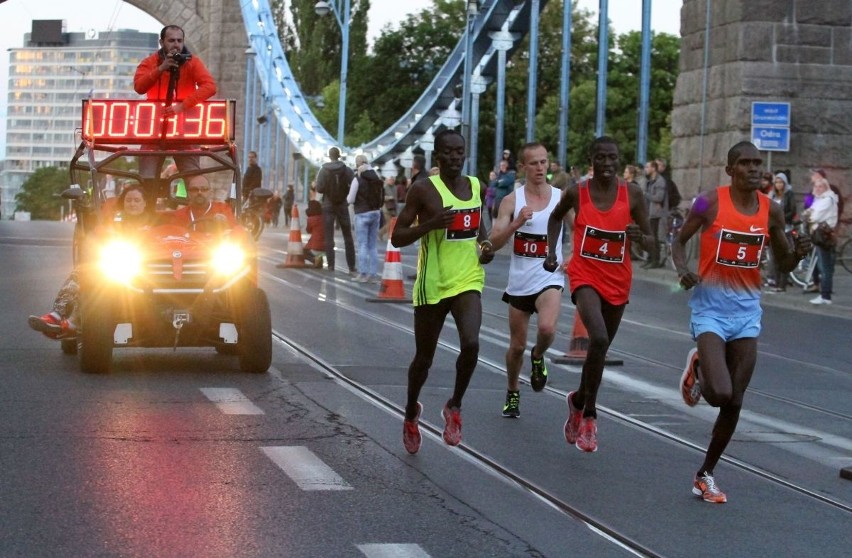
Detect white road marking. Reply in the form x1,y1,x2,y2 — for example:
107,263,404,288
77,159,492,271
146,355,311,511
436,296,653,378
356,544,431,558
261,446,353,491
200,387,264,415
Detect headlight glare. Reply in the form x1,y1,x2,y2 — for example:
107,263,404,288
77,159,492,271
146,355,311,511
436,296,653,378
212,243,246,275
99,240,142,283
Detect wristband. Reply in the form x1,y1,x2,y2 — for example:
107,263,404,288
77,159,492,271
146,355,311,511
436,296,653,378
479,240,493,250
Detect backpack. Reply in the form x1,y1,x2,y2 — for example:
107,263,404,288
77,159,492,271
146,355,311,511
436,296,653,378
360,171,384,211
322,165,350,204
666,178,682,210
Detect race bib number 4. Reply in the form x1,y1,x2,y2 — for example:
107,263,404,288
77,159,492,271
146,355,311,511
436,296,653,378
513,231,547,258
580,225,625,263
715,229,764,268
445,208,481,241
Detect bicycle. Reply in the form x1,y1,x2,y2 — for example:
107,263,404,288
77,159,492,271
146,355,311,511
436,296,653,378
238,187,273,241
838,237,852,274
631,209,696,270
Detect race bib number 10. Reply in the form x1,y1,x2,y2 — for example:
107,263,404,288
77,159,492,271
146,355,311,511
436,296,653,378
445,208,481,241
580,225,625,263
715,229,764,268
513,231,547,258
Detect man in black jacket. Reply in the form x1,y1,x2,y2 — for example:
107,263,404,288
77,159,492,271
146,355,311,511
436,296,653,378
243,151,262,202
315,147,357,275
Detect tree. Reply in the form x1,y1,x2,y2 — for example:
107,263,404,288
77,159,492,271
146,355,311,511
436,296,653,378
15,167,70,220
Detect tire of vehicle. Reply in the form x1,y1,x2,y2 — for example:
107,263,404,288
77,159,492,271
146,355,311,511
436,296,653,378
236,287,272,373
79,291,115,374
61,338,78,355
239,212,264,241
215,343,239,355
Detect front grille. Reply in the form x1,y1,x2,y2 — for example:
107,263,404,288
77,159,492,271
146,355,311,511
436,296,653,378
134,258,210,292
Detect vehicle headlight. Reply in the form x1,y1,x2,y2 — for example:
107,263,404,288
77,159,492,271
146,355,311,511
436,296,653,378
99,240,142,283
212,242,246,276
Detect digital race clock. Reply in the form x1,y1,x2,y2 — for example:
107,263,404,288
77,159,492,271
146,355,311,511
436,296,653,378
81,99,236,144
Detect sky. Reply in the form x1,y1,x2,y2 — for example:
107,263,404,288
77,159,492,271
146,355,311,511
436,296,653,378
0,0,681,153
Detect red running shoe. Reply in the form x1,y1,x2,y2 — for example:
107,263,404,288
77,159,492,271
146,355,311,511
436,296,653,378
563,391,583,444
693,473,727,503
28,313,76,339
576,417,598,453
403,402,423,454
442,404,462,446
680,348,701,407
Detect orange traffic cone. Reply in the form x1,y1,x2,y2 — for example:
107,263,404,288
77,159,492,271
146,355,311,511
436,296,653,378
276,204,306,268
367,217,412,303
553,311,623,365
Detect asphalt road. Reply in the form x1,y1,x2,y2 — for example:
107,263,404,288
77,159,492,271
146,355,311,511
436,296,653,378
1,220,849,558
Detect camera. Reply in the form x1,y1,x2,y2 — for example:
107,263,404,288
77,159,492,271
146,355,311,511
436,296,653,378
170,51,192,66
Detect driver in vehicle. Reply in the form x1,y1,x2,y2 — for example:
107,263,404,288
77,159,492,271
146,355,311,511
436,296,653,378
165,175,237,230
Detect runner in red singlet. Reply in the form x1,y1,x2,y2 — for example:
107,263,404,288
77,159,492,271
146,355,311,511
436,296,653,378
543,136,655,453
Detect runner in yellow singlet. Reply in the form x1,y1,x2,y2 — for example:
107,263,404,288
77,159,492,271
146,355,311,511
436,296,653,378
391,129,492,454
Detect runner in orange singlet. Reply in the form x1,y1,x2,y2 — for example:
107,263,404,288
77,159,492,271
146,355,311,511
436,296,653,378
672,141,811,503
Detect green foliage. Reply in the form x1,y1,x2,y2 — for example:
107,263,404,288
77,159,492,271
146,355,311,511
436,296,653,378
14,167,70,220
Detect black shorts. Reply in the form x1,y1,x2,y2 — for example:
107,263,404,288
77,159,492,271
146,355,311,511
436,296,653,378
502,285,563,314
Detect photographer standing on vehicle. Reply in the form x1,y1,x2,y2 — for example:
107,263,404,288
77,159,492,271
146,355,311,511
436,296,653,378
134,25,217,177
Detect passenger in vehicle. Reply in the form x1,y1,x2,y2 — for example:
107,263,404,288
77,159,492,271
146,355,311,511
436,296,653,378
27,184,153,340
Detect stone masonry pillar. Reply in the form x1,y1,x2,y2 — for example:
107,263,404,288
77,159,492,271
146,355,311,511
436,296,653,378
672,0,851,199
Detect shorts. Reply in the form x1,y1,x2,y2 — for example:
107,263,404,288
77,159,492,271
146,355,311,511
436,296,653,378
690,309,762,342
502,285,563,314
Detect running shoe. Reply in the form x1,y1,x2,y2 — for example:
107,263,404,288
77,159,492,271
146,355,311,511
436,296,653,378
692,473,727,503
502,391,520,418
529,349,548,392
442,404,462,446
680,348,701,407
576,417,598,452
402,402,423,454
563,391,583,444
28,313,76,339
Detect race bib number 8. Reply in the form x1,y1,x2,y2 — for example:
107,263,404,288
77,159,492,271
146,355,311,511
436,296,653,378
513,231,547,258
580,225,625,263
716,229,764,267
445,208,480,241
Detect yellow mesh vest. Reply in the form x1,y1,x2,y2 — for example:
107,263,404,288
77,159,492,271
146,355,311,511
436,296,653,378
413,176,485,306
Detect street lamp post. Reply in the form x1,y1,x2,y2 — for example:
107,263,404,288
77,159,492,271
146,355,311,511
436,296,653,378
315,0,350,148
461,0,479,169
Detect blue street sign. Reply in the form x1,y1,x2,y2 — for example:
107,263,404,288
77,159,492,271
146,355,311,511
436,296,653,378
751,126,790,152
752,102,791,127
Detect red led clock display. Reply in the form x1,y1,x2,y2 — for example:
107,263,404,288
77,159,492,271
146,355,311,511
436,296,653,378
81,99,235,144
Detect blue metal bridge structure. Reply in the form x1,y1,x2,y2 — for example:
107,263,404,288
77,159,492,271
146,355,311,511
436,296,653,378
239,0,550,174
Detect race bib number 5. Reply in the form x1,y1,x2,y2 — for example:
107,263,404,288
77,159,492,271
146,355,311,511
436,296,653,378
513,231,547,258
715,229,764,267
445,207,481,241
580,225,625,263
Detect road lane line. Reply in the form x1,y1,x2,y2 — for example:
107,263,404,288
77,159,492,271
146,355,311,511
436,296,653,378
200,387,264,415
261,446,353,491
356,544,430,558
